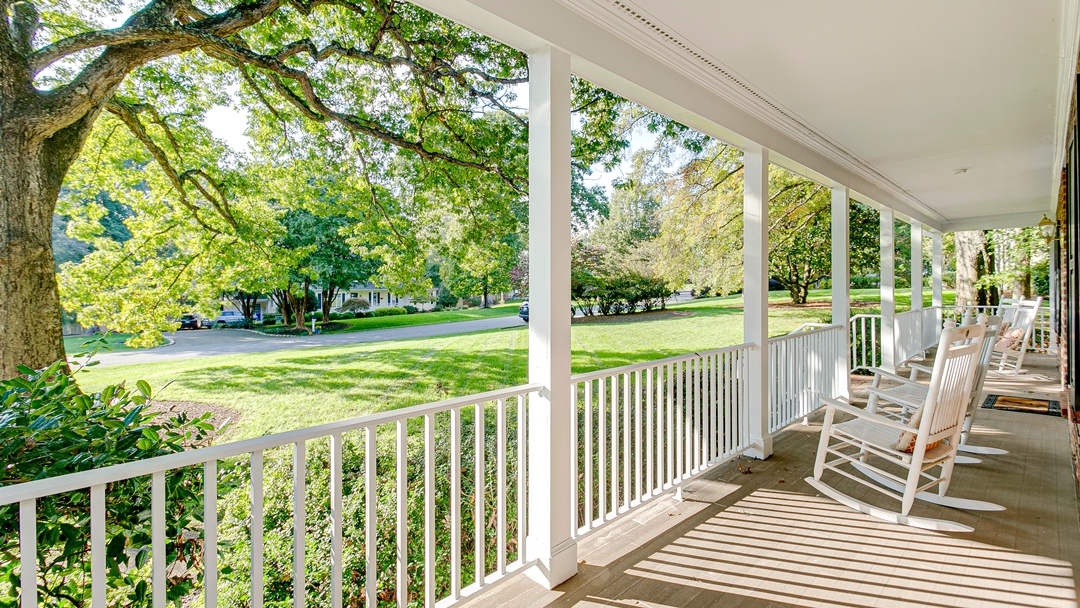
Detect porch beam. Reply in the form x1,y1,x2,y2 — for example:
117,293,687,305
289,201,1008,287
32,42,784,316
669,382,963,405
911,222,923,311
744,143,772,459
932,231,943,308
880,208,896,372
525,45,577,589
831,182,850,399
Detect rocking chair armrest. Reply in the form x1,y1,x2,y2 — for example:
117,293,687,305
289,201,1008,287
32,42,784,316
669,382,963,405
864,386,925,410
820,396,914,433
865,367,923,387
906,362,933,377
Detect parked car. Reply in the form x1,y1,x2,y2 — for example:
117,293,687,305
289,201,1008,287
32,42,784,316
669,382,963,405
518,301,529,323
213,310,246,327
179,314,201,330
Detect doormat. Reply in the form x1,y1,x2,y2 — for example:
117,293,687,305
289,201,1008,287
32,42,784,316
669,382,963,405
982,394,1061,416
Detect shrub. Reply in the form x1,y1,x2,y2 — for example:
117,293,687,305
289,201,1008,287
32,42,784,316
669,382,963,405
340,297,371,313
851,275,879,289
403,305,418,314
370,307,408,317
432,304,445,312
328,312,344,321
0,360,217,607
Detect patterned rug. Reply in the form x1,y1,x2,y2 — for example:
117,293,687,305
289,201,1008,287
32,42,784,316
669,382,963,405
982,394,1062,416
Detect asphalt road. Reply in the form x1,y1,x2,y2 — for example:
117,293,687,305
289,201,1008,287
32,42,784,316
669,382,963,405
78,291,696,368
82,315,526,367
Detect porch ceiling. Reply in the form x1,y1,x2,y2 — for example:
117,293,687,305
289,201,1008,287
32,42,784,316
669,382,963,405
415,0,1080,231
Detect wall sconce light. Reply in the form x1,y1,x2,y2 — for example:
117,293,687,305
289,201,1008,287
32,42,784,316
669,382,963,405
1038,214,1057,244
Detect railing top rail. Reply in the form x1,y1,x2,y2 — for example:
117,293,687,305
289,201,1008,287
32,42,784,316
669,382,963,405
769,324,844,344
895,309,922,319
0,382,542,506
569,342,756,383
849,313,882,320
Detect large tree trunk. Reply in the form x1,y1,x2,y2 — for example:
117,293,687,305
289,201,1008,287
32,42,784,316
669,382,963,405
976,230,999,307
954,230,983,307
322,285,337,321
0,136,67,377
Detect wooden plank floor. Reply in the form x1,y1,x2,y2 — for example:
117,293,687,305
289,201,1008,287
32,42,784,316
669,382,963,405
462,401,1080,607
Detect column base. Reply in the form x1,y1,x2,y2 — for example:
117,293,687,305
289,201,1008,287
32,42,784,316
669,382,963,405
745,437,774,460
526,537,578,589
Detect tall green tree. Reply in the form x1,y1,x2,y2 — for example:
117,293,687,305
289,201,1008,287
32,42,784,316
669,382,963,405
1,0,644,376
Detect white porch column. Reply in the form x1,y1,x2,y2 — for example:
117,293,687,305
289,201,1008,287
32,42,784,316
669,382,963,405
911,223,923,311
744,143,772,459
831,182,850,398
526,45,577,588
932,230,943,308
880,208,896,372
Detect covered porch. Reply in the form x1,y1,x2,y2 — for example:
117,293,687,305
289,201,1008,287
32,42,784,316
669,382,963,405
5,1,1080,607
461,380,1078,608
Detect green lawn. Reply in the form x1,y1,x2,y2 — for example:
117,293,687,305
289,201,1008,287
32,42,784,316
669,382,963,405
319,301,521,334
63,332,136,354
77,296,834,441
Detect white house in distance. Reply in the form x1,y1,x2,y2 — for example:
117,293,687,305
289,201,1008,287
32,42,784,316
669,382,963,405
314,283,437,313
219,282,435,319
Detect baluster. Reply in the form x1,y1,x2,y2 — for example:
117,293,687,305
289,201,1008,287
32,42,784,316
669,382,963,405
622,372,630,511
497,399,507,574
361,429,373,608
252,452,264,608
646,367,654,497
516,397,527,565
660,365,669,488
584,380,593,529
475,402,485,588
450,409,461,598
153,471,166,608
425,414,436,607
611,375,619,515
397,420,408,606
329,434,344,607
204,462,218,608
91,484,106,608
20,499,36,608
635,369,642,503
293,443,306,608
598,377,607,521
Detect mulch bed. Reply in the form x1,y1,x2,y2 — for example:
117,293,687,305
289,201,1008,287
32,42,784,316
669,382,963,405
571,310,694,325
149,400,240,438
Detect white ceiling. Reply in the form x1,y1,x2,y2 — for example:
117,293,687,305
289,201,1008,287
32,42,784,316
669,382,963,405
415,0,1080,230
600,0,1072,227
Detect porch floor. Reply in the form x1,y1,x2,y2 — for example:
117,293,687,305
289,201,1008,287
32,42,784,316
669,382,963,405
463,363,1078,607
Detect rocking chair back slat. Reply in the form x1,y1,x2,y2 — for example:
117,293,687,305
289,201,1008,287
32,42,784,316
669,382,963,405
920,323,985,439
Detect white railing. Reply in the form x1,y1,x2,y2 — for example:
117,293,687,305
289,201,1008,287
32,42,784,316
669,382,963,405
894,309,924,365
2,384,542,608
569,343,754,539
849,313,882,371
768,325,847,433
943,303,1052,353
850,307,944,372
921,306,943,351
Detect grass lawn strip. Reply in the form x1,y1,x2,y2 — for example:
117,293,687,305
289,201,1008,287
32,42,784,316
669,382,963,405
77,291,954,442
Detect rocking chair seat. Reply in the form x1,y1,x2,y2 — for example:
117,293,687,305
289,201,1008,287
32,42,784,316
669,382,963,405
865,383,926,412
833,418,953,465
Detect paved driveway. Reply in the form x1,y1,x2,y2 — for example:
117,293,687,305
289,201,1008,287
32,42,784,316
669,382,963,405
82,316,525,367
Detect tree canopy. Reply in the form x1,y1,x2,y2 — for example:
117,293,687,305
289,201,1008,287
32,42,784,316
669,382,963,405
0,0,652,364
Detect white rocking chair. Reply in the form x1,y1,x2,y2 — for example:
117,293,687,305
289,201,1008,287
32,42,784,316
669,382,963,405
806,320,991,532
868,313,1007,458
992,297,1041,375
